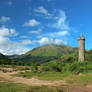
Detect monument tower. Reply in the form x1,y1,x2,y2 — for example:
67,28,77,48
78,33,85,62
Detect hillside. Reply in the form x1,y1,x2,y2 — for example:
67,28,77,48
0,53,11,65
10,44,78,63
26,44,78,56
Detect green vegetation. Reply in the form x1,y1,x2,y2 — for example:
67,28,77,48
66,74,92,84
0,53,12,65
13,48,92,83
15,71,68,80
15,60,92,82
26,44,77,57
10,44,78,63
0,82,28,92
0,45,92,92
0,82,66,92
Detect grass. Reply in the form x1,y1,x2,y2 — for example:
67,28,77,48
66,73,92,85
0,73,91,92
0,82,29,92
14,71,71,80
14,71,92,85
25,86,66,92
1,73,91,92
1,66,92,92
0,82,66,92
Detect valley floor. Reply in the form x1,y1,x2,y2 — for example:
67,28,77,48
0,71,65,86
0,68,92,92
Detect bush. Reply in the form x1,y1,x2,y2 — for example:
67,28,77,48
39,60,92,74
68,61,92,73
40,60,65,72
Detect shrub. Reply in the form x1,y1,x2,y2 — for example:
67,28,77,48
68,61,92,73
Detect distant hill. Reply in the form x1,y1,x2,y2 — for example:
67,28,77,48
26,44,78,57
0,53,11,65
10,44,78,63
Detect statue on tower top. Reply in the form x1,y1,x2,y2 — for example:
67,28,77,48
79,33,85,40
81,33,82,38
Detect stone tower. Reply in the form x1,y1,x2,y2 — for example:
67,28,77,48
78,33,85,62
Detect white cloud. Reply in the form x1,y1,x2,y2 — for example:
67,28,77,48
37,35,43,39
55,39,63,44
38,37,66,45
0,36,10,45
55,31,69,36
22,40,32,45
0,37,29,55
22,39,38,46
20,35,28,39
38,37,50,45
0,26,18,37
51,31,69,37
43,31,69,39
9,28,19,36
51,10,70,30
29,29,42,34
0,26,29,55
39,10,70,45
0,16,10,23
23,19,40,27
34,6,51,16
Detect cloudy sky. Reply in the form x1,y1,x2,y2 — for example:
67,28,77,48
0,0,92,55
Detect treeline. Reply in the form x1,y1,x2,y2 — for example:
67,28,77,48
11,56,59,64
0,53,11,65
0,55,58,66
0,49,92,67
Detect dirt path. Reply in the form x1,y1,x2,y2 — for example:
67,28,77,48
0,71,65,86
1,71,92,92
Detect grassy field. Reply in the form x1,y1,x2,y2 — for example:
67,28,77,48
1,59,92,92
0,81,66,92
14,71,92,85
0,66,92,92
0,74,91,92
66,73,92,84
14,71,71,80
0,82,28,92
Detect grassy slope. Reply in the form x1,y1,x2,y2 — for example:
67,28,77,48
0,53,11,65
26,44,77,56
10,44,78,62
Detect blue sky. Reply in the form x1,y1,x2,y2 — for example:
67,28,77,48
0,0,92,55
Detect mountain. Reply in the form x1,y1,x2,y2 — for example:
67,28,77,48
26,44,78,56
10,44,78,63
0,53,11,65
